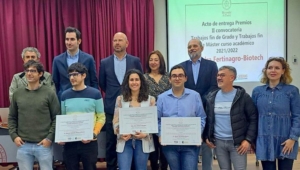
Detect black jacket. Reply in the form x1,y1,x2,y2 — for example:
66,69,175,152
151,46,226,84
203,86,258,146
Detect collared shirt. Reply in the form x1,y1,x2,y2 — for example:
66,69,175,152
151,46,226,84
114,54,127,84
67,50,79,67
190,58,201,84
157,88,207,137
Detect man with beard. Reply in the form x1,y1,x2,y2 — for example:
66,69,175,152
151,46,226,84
8,60,60,170
99,32,143,170
204,66,257,170
179,39,218,170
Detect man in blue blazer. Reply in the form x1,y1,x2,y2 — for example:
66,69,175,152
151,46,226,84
99,32,143,170
52,27,98,100
180,38,218,170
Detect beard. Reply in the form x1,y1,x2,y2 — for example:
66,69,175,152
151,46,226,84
188,51,201,60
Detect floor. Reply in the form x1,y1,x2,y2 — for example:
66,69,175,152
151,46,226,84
1,154,300,169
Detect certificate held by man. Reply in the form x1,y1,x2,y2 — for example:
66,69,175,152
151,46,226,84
119,106,158,134
55,113,94,142
161,117,201,145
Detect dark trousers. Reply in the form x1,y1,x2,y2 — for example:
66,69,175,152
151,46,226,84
149,134,168,170
261,158,294,170
106,113,118,170
63,141,98,170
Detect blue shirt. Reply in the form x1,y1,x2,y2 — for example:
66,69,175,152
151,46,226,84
157,88,206,137
252,83,300,161
214,88,237,140
191,58,201,84
114,54,127,84
66,50,79,66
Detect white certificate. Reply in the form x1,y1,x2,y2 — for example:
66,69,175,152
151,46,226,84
119,106,158,134
161,117,201,145
55,113,94,142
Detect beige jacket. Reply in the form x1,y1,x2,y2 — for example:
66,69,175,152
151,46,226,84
113,95,156,153
9,71,55,102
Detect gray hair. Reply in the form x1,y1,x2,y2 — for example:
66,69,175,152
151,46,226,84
219,66,237,80
188,38,203,48
21,47,41,59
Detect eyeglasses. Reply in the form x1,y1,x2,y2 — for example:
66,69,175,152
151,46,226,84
68,72,82,77
171,74,185,79
217,74,226,78
25,69,37,73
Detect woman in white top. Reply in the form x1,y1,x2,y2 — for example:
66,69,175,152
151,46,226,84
113,69,155,170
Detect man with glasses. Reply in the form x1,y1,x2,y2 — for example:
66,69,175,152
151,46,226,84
157,65,206,170
204,66,257,170
180,39,218,170
52,27,98,100
59,63,105,170
8,60,60,170
9,47,55,102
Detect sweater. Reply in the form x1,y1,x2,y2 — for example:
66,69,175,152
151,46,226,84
61,86,105,136
8,85,60,142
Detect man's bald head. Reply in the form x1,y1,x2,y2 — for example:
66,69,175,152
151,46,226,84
113,32,129,54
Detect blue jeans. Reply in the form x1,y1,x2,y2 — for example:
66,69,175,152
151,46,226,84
162,145,199,170
215,139,246,170
201,142,213,170
16,142,53,170
118,139,149,170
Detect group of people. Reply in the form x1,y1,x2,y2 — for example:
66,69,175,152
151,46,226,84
7,26,300,170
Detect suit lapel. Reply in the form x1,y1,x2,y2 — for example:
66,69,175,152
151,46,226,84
197,59,207,86
110,55,119,84
186,61,195,85
77,50,83,63
62,51,69,69
125,54,131,72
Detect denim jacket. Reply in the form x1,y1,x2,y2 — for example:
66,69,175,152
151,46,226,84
252,83,300,161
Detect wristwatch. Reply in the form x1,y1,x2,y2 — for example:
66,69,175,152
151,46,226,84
93,133,97,140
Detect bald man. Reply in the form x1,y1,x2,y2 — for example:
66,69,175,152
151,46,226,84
99,32,143,170
179,39,218,170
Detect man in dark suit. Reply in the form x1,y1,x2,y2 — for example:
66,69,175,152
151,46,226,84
180,38,218,170
52,27,98,100
99,32,143,170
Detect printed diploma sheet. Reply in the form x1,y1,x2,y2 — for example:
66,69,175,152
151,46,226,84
161,117,201,145
55,113,94,142
119,106,158,134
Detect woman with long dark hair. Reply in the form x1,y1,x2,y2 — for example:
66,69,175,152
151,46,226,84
144,50,170,170
113,69,155,170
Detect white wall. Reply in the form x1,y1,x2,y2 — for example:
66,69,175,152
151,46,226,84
154,0,300,88
287,0,300,88
154,0,300,145
153,0,168,66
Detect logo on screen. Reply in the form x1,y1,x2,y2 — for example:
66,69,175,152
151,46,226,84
0,144,7,163
222,0,231,10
